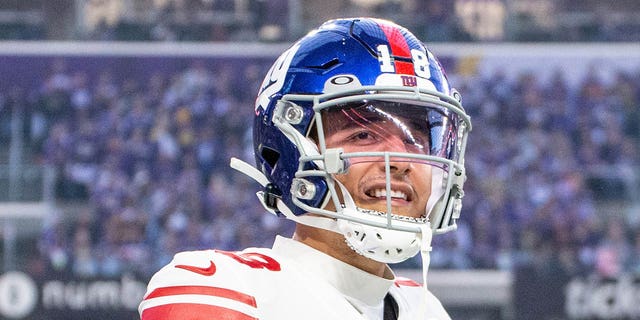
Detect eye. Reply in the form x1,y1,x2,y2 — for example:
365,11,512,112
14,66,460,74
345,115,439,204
355,131,372,140
405,122,431,149
347,130,379,145
403,137,424,151
404,136,422,146
403,131,430,153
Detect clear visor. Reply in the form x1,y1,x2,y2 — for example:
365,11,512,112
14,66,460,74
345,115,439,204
319,100,462,167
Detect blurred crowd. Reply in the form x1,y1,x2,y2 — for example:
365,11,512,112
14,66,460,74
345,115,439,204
430,66,640,277
79,0,290,42
27,57,292,278
14,55,639,280
3,0,640,42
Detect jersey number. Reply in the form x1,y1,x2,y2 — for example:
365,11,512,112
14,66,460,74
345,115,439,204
377,44,431,78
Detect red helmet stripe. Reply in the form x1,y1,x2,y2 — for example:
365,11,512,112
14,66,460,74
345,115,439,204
376,22,414,75
394,61,415,75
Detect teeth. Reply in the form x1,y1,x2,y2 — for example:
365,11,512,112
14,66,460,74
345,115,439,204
372,188,407,200
358,208,427,223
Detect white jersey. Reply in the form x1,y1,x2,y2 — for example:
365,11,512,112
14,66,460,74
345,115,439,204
139,236,450,320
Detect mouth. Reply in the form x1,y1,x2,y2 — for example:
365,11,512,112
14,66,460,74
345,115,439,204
364,186,413,202
358,183,425,221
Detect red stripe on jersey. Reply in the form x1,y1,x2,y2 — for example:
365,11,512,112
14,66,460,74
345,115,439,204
377,22,414,75
141,303,258,320
145,285,257,307
394,277,422,287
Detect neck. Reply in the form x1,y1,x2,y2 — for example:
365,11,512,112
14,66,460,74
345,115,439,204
292,223,389,278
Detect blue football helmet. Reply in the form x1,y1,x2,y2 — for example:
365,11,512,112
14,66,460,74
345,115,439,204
233,18,471,264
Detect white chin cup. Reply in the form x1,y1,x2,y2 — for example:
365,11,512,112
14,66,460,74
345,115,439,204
337,217,422,264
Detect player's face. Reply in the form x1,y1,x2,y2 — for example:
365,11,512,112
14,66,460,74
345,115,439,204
322,103,433,219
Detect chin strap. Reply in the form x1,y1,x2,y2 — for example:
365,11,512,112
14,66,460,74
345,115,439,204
230,157,270,186
230,157,340,233
419,224,433,316
419,224,433,289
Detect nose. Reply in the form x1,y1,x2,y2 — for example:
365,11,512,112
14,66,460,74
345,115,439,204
387,158,412,176
372,157,413,183
376,135,414,175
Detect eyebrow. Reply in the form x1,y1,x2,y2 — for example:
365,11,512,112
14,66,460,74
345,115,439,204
338,108,395,137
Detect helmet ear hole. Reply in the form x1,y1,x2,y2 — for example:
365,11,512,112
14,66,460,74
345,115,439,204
261,146,280,168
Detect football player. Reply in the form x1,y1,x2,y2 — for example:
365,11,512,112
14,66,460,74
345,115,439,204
139,17,471,320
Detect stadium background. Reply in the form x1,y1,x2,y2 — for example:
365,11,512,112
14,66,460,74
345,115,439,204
0,1,639,319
